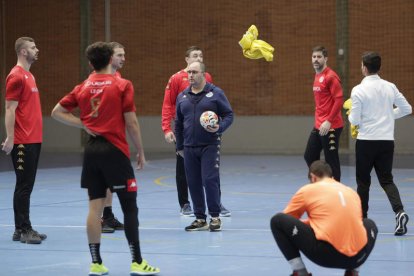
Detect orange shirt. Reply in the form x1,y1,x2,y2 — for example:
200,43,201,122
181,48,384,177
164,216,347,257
283,178,367,256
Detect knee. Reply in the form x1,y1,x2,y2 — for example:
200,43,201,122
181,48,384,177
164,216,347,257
118,192,138,215
270,213,286,230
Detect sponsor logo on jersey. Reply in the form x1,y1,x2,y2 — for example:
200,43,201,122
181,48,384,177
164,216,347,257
319,76,324,83
85,80,112,87
31,87,39,92
206,92,214,98
127,179,138,192
313,86,321,92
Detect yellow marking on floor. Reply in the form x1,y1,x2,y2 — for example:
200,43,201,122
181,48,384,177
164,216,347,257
154,175,175,187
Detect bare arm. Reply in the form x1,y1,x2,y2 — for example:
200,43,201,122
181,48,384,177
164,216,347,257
51,103,97,136
2,100,18,154
124,111,146,170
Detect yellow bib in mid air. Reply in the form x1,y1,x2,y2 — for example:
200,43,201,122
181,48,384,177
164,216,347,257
239,25,274,62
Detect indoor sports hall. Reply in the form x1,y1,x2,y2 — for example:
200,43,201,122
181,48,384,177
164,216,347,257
1,1,413,276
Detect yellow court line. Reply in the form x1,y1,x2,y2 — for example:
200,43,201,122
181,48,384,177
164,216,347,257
154,175,175,187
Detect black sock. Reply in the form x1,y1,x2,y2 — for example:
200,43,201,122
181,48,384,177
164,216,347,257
103,206,114,219
129,242,142,264
89,243,102,264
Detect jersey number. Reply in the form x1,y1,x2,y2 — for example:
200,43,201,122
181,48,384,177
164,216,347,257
338,191,346,207
90,98,101,118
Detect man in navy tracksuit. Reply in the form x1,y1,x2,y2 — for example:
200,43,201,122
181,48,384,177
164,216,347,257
175,61,233,232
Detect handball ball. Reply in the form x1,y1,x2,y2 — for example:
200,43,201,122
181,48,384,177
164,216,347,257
200,111,218,129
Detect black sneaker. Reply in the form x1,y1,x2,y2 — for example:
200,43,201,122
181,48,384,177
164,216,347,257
180,203,194,217
12,229,22,241
395,211,409,236
209,217,222,232
219,204,231,217
20,229,44,244
185,219,209,231
102,217,124,230
101,218,115,233
344,270,359,276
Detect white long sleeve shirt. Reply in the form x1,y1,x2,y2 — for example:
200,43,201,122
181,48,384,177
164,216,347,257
349,74,412,140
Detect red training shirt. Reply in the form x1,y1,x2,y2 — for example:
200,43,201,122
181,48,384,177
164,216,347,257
59,74,136,157
5,65,43,144
161,70,213,134
312,67,343,129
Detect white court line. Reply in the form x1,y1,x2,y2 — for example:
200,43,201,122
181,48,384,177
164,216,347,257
14,262,80,271
0,224,412,235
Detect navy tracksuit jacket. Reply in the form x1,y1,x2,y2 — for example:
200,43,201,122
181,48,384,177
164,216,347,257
175,82,233,219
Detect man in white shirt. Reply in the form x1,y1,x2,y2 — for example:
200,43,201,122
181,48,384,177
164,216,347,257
349,52,412,236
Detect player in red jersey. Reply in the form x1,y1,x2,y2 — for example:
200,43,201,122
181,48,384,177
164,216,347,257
52,42,159,275
2,37,47,244
99,42,127,233
161,46,230,217
304,46,343,181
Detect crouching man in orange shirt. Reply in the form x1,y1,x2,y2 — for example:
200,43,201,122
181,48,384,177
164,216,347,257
270,160,377,276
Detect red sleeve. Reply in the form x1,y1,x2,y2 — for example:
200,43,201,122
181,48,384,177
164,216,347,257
59,86,80,112
161,74,179,134
205,72,213,83
122,81,136,113
327,75,344,123
5,74,24,101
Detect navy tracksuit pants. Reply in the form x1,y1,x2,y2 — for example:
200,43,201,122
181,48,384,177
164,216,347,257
184,144,221,220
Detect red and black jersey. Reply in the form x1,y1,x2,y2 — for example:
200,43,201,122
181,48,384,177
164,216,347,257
5,65,42,144
312,67,343,129
161,69,213,134
59,73,136,157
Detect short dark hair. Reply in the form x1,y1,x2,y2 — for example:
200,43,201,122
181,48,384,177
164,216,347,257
85,42,113,71
108,41,124,50
312,46,328,57
15,37,35,54
308,160,333,179
362,52,381,74
185,46,202,57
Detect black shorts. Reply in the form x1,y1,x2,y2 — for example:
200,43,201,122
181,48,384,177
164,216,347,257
81,136,137,200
